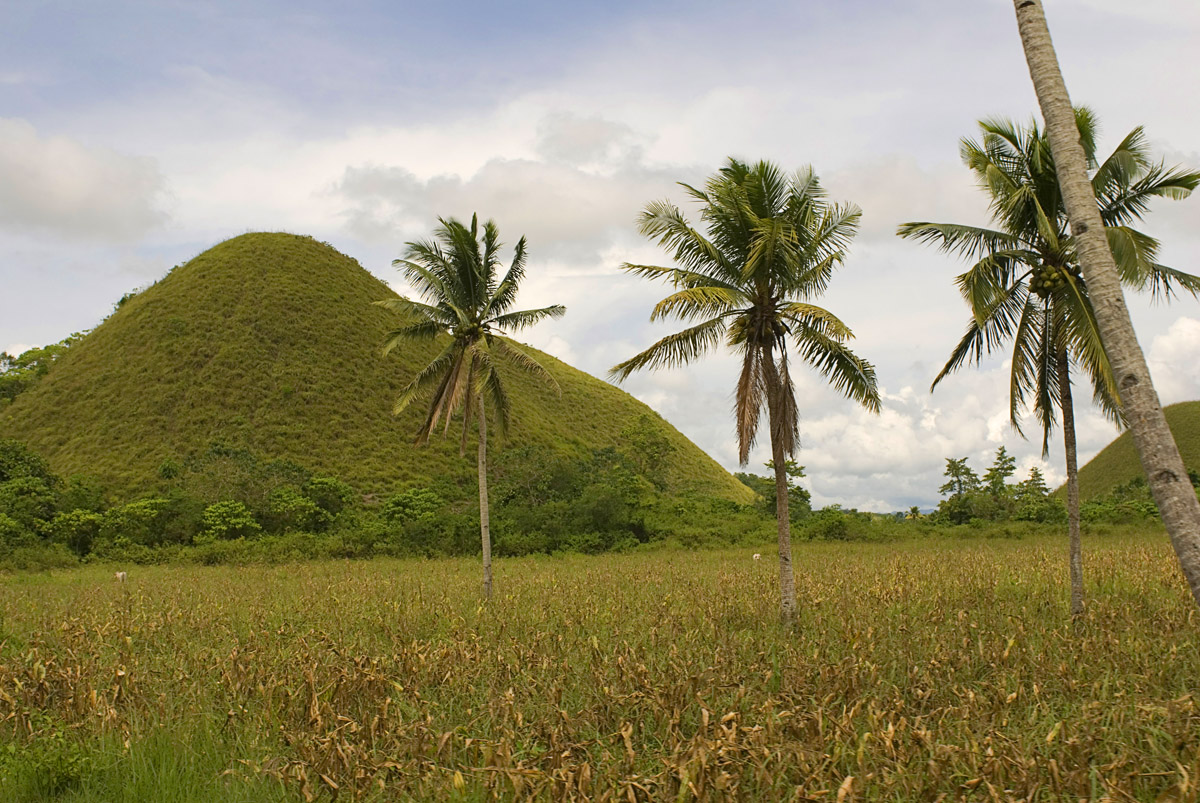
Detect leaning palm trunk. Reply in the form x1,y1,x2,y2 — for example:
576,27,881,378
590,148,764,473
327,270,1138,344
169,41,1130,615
1057,351,1083,617
1014,0,1200,608
766,383,798,626
478,400,493,599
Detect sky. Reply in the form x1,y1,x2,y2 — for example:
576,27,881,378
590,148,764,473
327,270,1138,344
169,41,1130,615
2,0,1199,511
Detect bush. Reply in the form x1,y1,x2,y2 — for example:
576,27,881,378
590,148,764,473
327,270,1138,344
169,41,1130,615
48,510,103,556
265,486,330,533
0,476,56,532
198,501,262,542
99,498,175,547
0,511,36,551
382,488,445,524
304,476,355,519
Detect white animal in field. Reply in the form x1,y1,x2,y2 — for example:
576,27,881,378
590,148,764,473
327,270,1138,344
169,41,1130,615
115,571,127,583
752,553,761,561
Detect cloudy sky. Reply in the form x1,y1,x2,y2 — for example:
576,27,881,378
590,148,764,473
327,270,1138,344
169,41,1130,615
2,0,1199,511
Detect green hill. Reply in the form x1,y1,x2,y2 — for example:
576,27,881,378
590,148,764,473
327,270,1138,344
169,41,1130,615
0,232,752,503
1073,401,1200,501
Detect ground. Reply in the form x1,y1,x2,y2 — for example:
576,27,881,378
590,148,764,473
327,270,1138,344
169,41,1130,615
1,528,1197,801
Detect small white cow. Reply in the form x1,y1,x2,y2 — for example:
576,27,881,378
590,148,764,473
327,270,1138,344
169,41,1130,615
115,571,127,583
752,553,761,561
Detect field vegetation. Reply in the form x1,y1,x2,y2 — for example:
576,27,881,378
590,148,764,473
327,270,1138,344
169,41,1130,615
2,530,1198,801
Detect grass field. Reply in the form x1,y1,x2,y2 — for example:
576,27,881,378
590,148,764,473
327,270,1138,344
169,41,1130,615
2,529,1199,801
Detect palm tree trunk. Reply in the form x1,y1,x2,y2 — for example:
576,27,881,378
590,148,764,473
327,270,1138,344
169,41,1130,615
766,387,798,627
1057,350,1083,617
478,399,493,599
1013,0,1200,608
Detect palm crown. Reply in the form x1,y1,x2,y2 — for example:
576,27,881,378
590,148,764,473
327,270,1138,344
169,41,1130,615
611,158,880,465
377,214,565,451
898,108,1200,450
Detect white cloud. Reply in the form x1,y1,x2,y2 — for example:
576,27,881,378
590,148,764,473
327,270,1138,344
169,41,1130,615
0,119,169,242
1148,317,1200,404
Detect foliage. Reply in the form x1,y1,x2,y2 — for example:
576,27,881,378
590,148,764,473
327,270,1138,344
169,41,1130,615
735,460,812,521
199,500,262,542
0,333,86,404
899,109,1199,451
47,510,103,557
0,477,55,533
0,439,56,486
932,451,1065,525
264,486,330,534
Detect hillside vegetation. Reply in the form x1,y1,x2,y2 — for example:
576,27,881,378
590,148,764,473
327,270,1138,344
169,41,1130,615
0,233,751,504
1074,401,1200,501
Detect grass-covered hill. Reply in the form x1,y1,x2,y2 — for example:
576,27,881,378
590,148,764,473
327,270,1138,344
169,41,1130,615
1073,401,1200,501
0,232,752,503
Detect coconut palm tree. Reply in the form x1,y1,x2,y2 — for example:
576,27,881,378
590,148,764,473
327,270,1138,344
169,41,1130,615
611,158,881,626
898,110,1200,616
1011,0,1200,611
378,214,565,598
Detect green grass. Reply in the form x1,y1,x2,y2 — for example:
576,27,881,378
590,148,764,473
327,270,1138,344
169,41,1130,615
2,529,1198,800
1073,400,1200,501
0,232,751,504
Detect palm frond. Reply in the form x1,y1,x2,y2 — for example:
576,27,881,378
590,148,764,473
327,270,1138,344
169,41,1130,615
609,317,726,382
734,344,765,466
895,222,1021,261
490,338,560,395
650,286,744,322
491,305,567,332
792,327,881,413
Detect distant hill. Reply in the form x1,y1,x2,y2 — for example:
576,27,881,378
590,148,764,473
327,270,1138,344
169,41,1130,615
1073,401,1200,501
0,232,752,503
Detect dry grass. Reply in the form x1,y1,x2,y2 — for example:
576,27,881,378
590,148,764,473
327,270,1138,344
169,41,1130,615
2,530,1198,801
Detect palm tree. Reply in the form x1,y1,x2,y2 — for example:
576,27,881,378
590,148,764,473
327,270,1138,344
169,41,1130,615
378,215,565,598
611,158,881,626
1011,0,1200,611
898,111,1200,616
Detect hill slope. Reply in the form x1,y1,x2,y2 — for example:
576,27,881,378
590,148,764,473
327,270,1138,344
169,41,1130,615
1074,401,1200,501
0,232,752,503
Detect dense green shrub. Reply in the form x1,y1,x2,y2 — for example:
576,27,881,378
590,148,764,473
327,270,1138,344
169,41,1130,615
304,476,355,518
48,510,103,556
382,488,445,524
265,486,330,533
198,501,262,542
0,476,56,532
99,498,175,547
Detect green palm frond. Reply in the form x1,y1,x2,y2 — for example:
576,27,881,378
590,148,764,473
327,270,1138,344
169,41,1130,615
793,326,881,413
905,109,1198,448
615,158,879,465
895,222,1021,262
491,338,560,394
492,305,567,332
650,286,744,322
779,303,854,341
609,317,727,382
384,215,561,446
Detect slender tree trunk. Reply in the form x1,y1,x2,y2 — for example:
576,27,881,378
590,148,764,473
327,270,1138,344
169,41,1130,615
766,387,797,627
1014,0,1200,609
478,399,493,600
1057,350,1083,617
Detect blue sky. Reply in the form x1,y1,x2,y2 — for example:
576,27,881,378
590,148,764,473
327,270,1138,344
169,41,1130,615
2,0,1199,510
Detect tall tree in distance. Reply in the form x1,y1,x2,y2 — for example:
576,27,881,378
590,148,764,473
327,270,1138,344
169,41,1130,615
899,111,1199,616
611,158,880,626
379,215,565,598
1011,0,1200,612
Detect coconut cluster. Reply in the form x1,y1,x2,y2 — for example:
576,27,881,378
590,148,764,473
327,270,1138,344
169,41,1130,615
1030,263,1081,298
